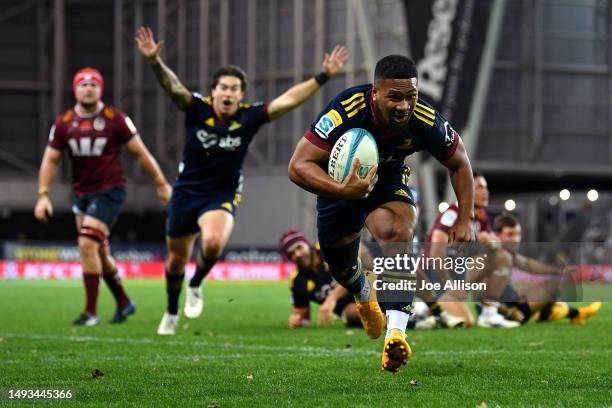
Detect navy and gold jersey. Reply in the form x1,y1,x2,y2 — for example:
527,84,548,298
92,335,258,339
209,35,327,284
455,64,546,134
175,93,269,194
289,261,337,308
304,84,459,180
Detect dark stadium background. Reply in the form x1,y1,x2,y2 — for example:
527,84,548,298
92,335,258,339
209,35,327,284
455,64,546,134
0,0,610,254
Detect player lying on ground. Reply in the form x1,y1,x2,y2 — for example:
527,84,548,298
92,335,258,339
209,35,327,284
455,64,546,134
134,27,348,335
482,213,602,325
288,55,475,373
281,229,362,328
418,171,520,328
34,67,172,326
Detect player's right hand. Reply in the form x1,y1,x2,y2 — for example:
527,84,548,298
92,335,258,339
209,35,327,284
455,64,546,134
135,26,164,62
318,298,336,326
288,314,310,328
156,182,172,206
340,158,378,199
34,196,53,223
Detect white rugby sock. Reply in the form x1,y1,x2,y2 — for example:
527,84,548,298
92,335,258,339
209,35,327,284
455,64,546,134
385,309,409,338
481,301,500,317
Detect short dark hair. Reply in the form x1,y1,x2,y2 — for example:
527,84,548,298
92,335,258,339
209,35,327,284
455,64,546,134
473,170,484,179
210,65,248,92
494,213,520,233
374,55,418,81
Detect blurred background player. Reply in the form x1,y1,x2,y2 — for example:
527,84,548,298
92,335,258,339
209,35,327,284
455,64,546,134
280,229,362,328
486,213,602,325
425,171,519,328
134,27,348,335
288,55,475,373
34,67,172,326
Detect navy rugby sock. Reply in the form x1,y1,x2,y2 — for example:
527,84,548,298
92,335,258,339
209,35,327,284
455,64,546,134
189,254,218,288
103,269,130,308
165,270,184,315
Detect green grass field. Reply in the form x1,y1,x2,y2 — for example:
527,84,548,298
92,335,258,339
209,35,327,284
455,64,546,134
0,279,610,407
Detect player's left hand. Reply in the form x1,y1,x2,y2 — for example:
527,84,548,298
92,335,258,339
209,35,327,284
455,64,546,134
319,298,336,326
448,218,475,243
156,182,172,205
322,46,348,77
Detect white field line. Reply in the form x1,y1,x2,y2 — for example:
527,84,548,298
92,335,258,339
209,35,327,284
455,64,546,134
1,333,611,360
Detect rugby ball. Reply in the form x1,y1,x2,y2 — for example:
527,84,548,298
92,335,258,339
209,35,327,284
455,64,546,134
328,128,379,183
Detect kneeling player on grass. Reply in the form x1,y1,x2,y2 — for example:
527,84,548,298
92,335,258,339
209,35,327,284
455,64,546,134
281,229,362,328
34,67,172,326
483,214,601,325
423,172,520,328
288,55,475,373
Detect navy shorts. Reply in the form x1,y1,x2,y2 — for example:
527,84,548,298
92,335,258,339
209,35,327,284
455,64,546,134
72,186,126,228
166,186,241,238
317,167,416,245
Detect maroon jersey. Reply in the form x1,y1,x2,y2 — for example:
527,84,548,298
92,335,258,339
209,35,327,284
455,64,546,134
426,203,491,243
48,104,137,196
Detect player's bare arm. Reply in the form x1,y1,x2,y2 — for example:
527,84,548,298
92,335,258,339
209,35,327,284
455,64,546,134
135,26,192,110
125,135,172,205
288,307,310,328
288,138,377,199
267,46,347,121
441,138,475,242
34,147,62,222
513,254,570,275
429,229,453,282
318,284,349,325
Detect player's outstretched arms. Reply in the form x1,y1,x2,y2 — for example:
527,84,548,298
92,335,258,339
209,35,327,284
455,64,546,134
34,147,61,222
288,138,377,199
125,135,172,205
267,46,348,121
441,138,475,242
135,26,192,111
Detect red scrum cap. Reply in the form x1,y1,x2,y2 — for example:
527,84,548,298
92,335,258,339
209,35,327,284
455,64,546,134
279,229,312,259
73,67,104,98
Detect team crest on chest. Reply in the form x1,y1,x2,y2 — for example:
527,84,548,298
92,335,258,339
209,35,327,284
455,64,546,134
93,117,105,131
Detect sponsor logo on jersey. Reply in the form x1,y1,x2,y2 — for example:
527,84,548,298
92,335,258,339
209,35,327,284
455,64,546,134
93,117,105,131
67,137,108,156
443,121,455,147
196,129,242,150
439,209,458,227
314,109,342,139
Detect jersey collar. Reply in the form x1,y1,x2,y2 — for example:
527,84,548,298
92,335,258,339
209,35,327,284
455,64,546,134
74,101,104,118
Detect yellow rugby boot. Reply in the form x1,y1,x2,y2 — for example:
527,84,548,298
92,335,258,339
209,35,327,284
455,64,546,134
381,328,411,374
570,301,602,325
355,270,385,339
